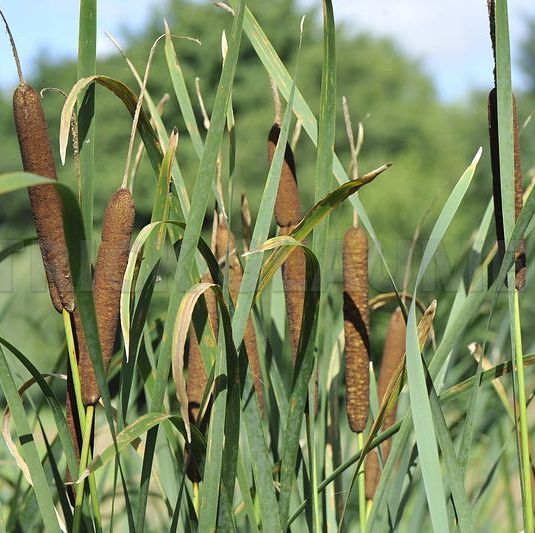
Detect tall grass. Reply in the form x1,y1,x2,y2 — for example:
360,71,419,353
0,0,534,531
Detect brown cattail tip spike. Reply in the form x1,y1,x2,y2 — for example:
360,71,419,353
79,188,135,405
269,123,302,227
487,1,496,62
343,226,370,433
365,307,406,500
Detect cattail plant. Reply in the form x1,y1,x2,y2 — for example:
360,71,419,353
1,12,81,501
268,123,305,365
343,225,370,433
1,11,74,313
365,306,406,500
215,216,264,413
74,187,135,405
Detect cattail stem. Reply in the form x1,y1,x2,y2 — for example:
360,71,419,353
513,290,534,532
73,404,95,533
305,407,321,530
0,10,24,83
64,310,85,426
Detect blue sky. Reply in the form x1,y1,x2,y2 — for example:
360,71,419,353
0,1,534,101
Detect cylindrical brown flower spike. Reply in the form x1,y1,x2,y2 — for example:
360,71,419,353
268,124,301,228
187,273,219,424
343,226,370,433
279,225,306,364
185,273,218,482
216,218,264,414
365,307,406,500
269,122,319,410
2,9,75,313
513,96,526,290
77,188,135,405
269,123,305,364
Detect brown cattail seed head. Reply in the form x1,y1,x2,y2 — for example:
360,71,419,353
280,225,306,365
187,273,218,424
79,188,135,405
269,123,302,227
13,83,75,312
215,219,264,413
186,274,219,483
365,307,406,500
343,226,370,433
513,95,526,290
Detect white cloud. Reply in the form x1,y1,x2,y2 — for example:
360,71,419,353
1,0,533,100
307,0,535,100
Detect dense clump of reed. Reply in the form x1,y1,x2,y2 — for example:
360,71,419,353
269,123,305,365
75,187,135,405
1,11,74,313
343,225,370,433
215,216,264,414
365,306,406,500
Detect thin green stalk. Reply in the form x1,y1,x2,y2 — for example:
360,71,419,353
513,290,533,532
305,402,320,531
63,310,102,531
88,451,102,533
73,404,95,533
63,310,85,427
357,432,366,532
